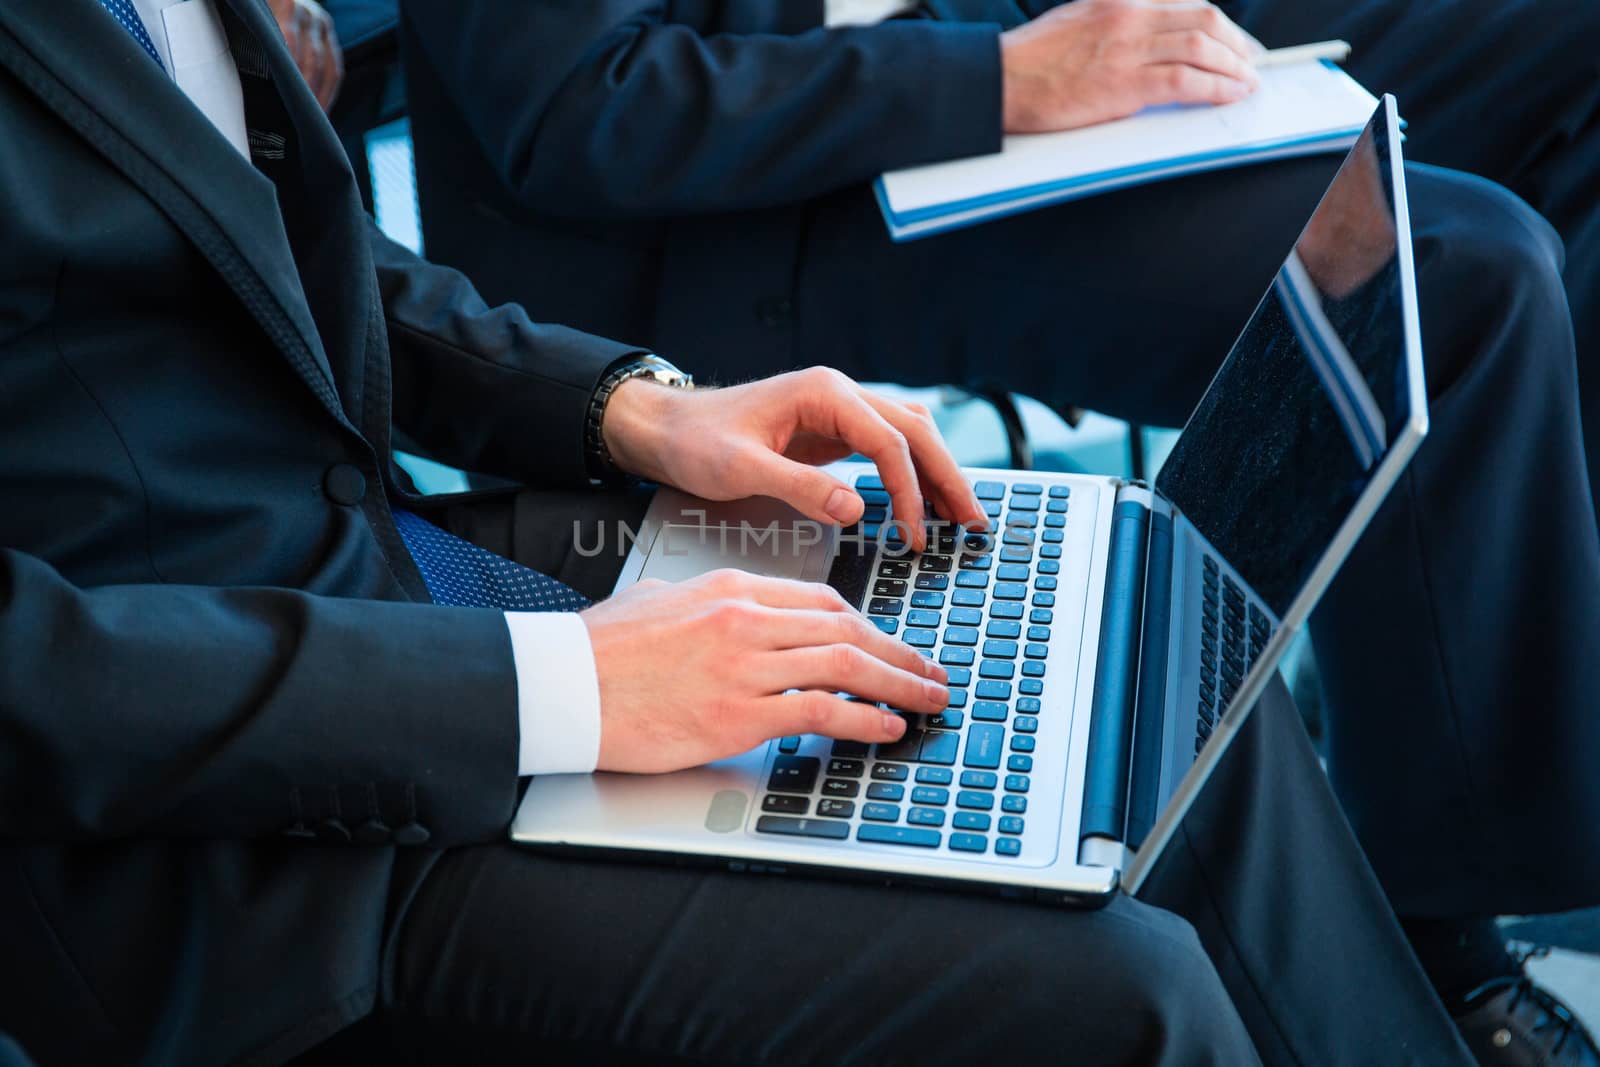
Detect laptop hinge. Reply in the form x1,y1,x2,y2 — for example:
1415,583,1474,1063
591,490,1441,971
1125,504,1175,849
1079,492,1154,847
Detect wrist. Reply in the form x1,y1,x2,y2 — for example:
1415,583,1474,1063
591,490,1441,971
602,378,677,483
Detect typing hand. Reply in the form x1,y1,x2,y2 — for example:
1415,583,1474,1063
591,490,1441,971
602,367,987,552
582,570,949,773
1000,0,1263,133
266,0,344,112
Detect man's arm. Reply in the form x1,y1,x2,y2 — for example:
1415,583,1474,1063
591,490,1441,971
401,0,1005,218
371,224,644,485
0,546,520,844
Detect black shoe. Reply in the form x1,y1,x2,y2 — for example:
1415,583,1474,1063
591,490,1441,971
1452,949,1599,1066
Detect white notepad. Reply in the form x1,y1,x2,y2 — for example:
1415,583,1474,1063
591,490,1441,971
876,61,1378,241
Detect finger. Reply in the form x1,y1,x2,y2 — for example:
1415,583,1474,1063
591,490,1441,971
761,608,948,683
694,570,857,615
762,644,949,715
857,391,987,531
1141,2,1262,63
1139,63,1257,106
763,691,909,744
1145,29,1260,86
791,370,926,548
738,446,869,529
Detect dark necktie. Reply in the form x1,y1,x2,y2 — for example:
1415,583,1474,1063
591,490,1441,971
97,0,164,66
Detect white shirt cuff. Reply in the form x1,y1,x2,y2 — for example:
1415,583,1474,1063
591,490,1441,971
825,0,918,26
504,612,603,777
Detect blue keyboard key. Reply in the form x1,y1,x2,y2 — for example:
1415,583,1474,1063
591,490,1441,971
955,571,989,588
952,589,986,607
995,837,1022,857
1014,715,1039,734
916,767,954,785
919,731,959,765
949,833,988,853
929,709,964,729
915,573,950,590
982,499,1003,519
1008,497,1040,512
956,790,995,810
987,619,1022,639
994,582,1027,601
910,591,945,609
1031,608,1054,624
858,824,942,848
1027,626,1051,642
999,546,1032,564
1022,661,1046,677
1016,697,1041,714
1001,528,1034,546
1038,558,1061,574
946,667,972,686
944,626,979,646
866,784,904,802
1047,498,1069,513
872,617,899,635
1007,514,1039,531
1008,754,1033,773
991,602,1024,620
974,481,1005,500
912,786,950,806
1042,529,1064,544
904,628,936,648
907,609,942,628
779,736,801,754
1039,545,1062,559
964,724,1005,768
857,474,885,491
945,689,968,709
1035,576,1058,592
1005,775,1030,794
961,771,998,789
961,554,993,570
998,816,1025,834
940,647,975,666
907,807,945,827
1013,483,1044,495
1002,795,1028,814
1044,513,1066,529
1010,735,1036,752
948,607,983,627
971,701,1008,722
997,563,1031,582
983,640,1019,659
954,812,991,831
975,679,1012,701
1048,485,1071,499
861,803,902,823
979,659,1015,680
1033,592,1057,607
1019,679,1044,696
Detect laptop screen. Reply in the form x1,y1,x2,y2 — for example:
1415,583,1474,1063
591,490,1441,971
1154,104,1422,617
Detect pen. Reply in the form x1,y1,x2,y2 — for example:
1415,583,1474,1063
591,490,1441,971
1255,40,1352,70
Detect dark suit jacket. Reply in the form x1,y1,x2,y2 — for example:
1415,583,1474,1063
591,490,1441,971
0,2,639,1063
401,1,1060,371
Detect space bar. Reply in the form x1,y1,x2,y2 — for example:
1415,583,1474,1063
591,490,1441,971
857,824,942,848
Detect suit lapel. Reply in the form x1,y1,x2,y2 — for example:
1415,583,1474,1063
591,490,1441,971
0,0,351,428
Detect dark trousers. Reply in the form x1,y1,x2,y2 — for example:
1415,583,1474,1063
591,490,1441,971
296,489,1471,1066
767,157,1600,919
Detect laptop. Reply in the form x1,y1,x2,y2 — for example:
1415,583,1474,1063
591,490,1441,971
512,97,1426,904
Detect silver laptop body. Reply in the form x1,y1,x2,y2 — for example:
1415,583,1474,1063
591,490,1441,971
513,97,1426,905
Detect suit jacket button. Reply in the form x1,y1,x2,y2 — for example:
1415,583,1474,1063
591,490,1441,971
393,822,431,846
353,819,392,845
323,464,367,506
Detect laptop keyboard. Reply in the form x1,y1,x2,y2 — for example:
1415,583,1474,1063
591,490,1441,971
1195,554,1273,753
754,474,1071,858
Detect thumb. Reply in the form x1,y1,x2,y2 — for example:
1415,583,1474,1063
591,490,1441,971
750,451,864,527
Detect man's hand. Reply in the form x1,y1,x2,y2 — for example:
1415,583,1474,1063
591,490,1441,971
603,367,988,551
266,0,343,112
1001,0,1263,133
583,570,950,773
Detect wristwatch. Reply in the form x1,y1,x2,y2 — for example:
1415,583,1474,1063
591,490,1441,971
584,354,695,483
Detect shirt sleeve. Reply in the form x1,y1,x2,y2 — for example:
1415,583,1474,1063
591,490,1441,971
504,612,604,776
824,0,919,25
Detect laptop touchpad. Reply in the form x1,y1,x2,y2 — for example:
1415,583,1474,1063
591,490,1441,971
639,523,818,584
